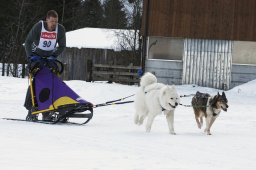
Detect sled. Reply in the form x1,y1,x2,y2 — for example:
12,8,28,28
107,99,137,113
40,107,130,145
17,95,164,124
28,62,93,125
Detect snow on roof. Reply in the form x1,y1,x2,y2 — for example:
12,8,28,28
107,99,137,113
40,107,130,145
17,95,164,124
66,27,137,51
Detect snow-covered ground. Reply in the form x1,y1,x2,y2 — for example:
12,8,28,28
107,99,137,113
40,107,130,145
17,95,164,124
1,76,256,170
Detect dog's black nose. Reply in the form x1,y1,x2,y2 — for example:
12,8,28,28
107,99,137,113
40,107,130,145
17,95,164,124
226,105,229,108
175,102,178,106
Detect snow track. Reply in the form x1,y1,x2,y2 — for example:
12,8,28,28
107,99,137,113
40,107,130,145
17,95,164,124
1,76,256,170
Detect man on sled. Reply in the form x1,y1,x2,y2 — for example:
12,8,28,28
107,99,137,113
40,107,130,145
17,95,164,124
24,10,66,121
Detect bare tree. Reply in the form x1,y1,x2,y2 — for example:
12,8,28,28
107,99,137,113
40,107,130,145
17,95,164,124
62,0,65,24
1,0,51,77
114,0,142,65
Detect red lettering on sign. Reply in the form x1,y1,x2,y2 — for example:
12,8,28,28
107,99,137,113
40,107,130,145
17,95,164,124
41,32,57,39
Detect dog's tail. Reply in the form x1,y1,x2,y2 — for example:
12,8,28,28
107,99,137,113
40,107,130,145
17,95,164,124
140,72,157,88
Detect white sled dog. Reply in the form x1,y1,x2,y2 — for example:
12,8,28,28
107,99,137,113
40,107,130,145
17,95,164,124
134,72,180,134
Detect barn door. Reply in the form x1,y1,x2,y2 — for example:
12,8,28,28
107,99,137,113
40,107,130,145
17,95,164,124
182,39,232,90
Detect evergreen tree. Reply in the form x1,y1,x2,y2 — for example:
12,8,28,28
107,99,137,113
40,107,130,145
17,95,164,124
0,0,84,76
41,0,82,31
78,0,103,28
102,0,127,29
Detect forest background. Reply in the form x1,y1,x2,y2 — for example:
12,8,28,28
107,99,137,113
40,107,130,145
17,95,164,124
0,0,142,77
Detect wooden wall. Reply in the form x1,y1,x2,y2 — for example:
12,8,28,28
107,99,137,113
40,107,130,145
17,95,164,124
59,48,140,81
145,60,183,85
231,64,256,88
145,60,256,89
142,0,256,41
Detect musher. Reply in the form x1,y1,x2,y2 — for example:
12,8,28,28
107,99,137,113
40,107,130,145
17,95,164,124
24,10,66,121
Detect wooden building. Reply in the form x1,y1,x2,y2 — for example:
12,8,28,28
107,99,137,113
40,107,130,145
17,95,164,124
142,0,256,89
59,28,141,84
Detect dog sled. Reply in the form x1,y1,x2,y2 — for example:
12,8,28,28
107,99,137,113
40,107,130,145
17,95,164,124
3,58,136,125
25,59,93,125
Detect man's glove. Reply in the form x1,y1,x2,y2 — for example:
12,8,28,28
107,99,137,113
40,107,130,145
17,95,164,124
27,55,43,73
28,55,41,63
46,56,59,73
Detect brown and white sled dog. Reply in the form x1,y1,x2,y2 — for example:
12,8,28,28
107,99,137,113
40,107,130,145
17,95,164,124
191,91,229,135
134,72,180,134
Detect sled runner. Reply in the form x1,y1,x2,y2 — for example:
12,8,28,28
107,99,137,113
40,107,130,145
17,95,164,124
26,59,93,125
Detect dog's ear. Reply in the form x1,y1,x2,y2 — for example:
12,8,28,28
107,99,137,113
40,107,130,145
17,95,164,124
169,85,175,89
217,92,220,96
222,92,228,102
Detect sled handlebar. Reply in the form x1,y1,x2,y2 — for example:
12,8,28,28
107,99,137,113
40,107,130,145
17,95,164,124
29,58,64,75
55,59,64,75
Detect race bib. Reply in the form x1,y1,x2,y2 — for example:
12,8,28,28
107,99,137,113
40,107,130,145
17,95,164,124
38,21,58,51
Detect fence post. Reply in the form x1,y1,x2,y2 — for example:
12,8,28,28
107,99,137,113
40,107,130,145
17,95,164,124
87,59,92,82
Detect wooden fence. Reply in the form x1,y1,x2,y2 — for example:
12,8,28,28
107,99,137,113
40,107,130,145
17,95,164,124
92,64,140,85
59,47,141,84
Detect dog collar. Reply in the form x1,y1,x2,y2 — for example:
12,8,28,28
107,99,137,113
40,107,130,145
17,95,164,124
162,103,176,111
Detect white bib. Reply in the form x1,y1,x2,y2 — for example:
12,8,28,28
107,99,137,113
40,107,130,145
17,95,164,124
38,21,58,51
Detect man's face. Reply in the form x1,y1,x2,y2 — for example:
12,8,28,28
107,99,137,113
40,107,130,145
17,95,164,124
46,16,58,31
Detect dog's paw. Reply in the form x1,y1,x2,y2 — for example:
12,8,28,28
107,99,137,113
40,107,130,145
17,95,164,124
204,129,212,135
196,121,202,129
134,115,139,124
138,119,144,125
146,127,151,133
170,131,176,135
